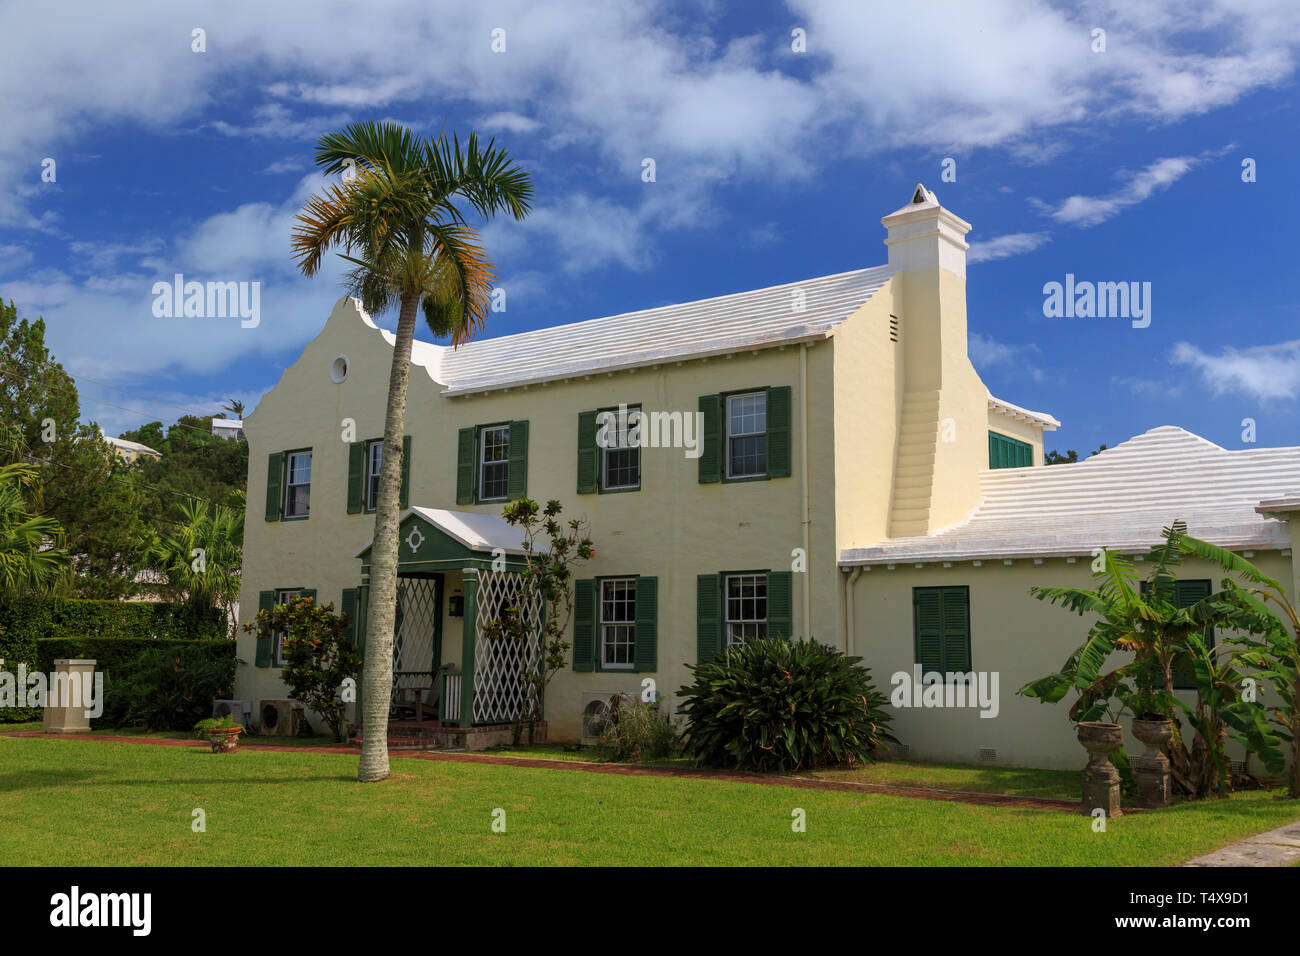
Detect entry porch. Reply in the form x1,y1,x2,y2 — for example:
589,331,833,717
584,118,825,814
350,508,544,747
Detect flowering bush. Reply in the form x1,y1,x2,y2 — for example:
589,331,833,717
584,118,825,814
243,595,360,741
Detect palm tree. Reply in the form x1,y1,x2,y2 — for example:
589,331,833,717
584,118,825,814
293,121,533,782
148,498,244,638
0,426,69,598
221,399,245,419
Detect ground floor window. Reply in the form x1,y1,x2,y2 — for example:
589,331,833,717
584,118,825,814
600,577,636,669
725,573,767,646
912,586,971,674
273,588,303,666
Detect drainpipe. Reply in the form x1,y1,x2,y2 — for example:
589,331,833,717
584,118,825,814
845,566,863,656
800,342,811,640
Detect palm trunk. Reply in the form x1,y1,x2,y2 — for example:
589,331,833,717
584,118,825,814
357,290,420,783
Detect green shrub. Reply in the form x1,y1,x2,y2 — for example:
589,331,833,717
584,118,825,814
0,626,40,722
678,638,897,772
590,694,680,763
34,637,236,728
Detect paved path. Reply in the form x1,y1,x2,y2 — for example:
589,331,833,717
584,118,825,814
2,731,1077,811
1181,821,1300,867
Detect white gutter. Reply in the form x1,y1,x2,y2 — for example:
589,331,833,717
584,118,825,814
845,566,862,656
800,342,811,640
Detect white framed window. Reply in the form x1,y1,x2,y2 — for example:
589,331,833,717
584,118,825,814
478,425,510,500
365,440,383,511
725,573,767,646
273,588,303,666
726,392,766,478
600,577,637,669
284,451,312,517
601,407,640,490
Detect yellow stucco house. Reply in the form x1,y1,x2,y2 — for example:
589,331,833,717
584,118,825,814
237,185,1300,768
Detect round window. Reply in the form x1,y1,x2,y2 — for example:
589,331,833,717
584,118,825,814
330,355,349,383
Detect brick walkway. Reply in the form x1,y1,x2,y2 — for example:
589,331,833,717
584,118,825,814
2,730,1077,811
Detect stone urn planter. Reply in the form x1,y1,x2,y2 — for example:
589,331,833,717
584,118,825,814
1077,721,1124,818
203,726,243,754
1131,717,1173,808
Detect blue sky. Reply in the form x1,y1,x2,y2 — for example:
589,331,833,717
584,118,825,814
1,0,1297,455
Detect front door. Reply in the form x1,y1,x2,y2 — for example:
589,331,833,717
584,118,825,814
393,573,443,710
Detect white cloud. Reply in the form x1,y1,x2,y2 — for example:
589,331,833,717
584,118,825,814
1171,339,1300,401
260,157,305,175
478,111,542,134
1045,155,1202,227
967,232,1051,263
968,332,1042,377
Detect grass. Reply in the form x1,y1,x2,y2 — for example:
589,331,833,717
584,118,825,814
807,761,1078,801
3,736,1299,866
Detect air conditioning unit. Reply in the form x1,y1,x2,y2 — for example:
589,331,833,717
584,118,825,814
212,699,253,728
580,690,639,743
259,699,303,737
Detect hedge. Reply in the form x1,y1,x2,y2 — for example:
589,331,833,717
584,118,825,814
0,599,224,642
0,629,39,722
34,637,238,729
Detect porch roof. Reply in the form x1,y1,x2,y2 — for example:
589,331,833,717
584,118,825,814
353,507,527,559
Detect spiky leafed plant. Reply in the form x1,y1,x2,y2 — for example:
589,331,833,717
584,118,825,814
292,121,532,782
1020,522,1277,798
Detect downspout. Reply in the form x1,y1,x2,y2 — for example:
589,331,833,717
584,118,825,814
845,566,862,656
800,342,811,640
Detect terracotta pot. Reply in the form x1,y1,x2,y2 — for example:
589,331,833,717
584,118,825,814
205,727,243,754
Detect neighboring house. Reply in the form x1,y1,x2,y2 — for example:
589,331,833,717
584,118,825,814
103,434,161,463
212,418,245,440
236,184,1299,767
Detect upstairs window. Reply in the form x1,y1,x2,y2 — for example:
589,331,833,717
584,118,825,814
284,451,312,517
366,440,383,511
478,425,510,501
726,392,767,478
601,407,641,491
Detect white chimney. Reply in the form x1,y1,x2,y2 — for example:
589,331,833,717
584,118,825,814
881,184,971,278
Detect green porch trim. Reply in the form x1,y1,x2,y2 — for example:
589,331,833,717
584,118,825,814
460,570,478,728
356,512,528,576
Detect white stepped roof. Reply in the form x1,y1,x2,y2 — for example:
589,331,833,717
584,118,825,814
842,426,1299,565
357,264,897,395
353,507,526,557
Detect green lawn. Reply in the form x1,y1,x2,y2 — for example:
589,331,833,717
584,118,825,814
807,761,1078,801
3,737,1299,866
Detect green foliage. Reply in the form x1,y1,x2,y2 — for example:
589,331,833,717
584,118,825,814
1045,444,1109,465
243,595,360,742
112,644,237,731
481,497,595,745
195,714,242,733
678,637,897,772
0,426,70,599
119,414,249,525
590,694,680,763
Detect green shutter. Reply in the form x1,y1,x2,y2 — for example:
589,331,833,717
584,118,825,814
696,573,722,662
634,576,658,672
767,570,793,638
399,435,411,509
456,427,476,504
989,432,1033,469
698,394,721,483
913,588,945,674
341,588,358,646
264,452,284,521
573,578,596,672
766,385,791,478
941,587,971,672
347,443,365,514
507,420,528,499
255,590,275,666
1173,579,1214,689
577,410,598,494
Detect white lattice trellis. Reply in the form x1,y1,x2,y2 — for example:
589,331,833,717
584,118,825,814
472,568,544,724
